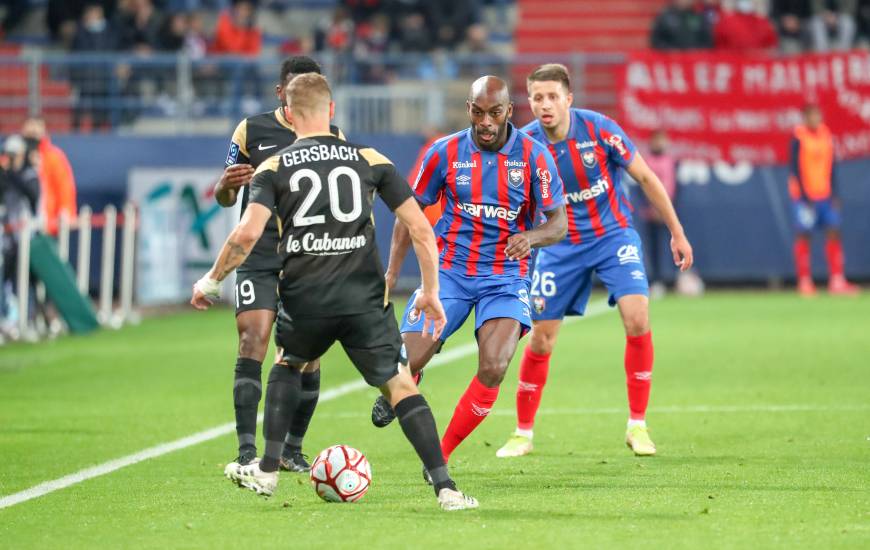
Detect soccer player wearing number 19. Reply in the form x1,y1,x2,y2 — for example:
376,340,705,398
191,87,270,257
191,73,477,511
496,64,695,459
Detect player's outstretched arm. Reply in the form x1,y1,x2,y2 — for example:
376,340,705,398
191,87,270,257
214,164,256,207
505,205,568,261
393,197,446,340
627,153,694,271
190,203,272,310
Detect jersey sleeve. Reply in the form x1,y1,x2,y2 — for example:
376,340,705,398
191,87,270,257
248,156,279,209
225,119,251,167
410,143,447,206
530,144,565,212
360,147,414,211
598,116,637,168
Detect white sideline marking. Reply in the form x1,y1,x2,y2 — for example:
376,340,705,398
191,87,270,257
0,301,613,510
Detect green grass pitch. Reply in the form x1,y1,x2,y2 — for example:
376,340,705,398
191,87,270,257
0,292,868,548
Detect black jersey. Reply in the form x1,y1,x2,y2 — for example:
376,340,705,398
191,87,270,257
248,134,413,318
225,108,343,272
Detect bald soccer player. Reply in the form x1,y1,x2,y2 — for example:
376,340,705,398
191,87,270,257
370,76,568,477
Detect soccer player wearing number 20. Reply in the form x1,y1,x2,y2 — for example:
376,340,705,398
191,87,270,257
192,74,477,511
496,64,694,458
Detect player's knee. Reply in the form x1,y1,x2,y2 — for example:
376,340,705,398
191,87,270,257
477,357,508,387
529,327,556,355
303,358,321,373
622,308,649,337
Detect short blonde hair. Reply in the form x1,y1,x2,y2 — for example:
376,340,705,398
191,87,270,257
284,73,332,118
527,63,571,93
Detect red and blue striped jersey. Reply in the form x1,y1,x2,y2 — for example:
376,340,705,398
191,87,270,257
522,109,636,244
412,124,564,278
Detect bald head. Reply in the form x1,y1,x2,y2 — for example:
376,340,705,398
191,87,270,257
468,75,510,105
467,75,513,152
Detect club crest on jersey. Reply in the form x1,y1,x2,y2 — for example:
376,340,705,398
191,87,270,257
508,168,524,188
533,296,546,314
581,150,597,168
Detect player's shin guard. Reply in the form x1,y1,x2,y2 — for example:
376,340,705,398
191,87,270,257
441,376,499,462
284,370,320,453
794,237,811,280
625,332,654,421
261,365,301,472
516,347,550,432
234,358,263,453
825,237,845,279
395,394,457,495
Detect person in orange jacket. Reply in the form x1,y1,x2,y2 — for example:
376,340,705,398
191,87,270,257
789,104,859,296
22,118,77,237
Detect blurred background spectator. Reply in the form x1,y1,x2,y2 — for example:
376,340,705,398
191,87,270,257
772,0,813,53
651,0,714,50
809,0,857,50
21,118,77,237
714,0,778,51
211,0,261,55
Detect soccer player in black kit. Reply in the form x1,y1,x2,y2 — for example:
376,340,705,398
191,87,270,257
214,57,343,472
193,73,477,511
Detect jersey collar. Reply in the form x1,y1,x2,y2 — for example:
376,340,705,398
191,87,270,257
274,108,294,131
466,122,518,155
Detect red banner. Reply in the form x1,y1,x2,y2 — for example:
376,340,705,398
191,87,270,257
617,51,870,164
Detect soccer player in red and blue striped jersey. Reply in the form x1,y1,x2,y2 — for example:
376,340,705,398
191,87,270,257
496,64,694,458
371,76,568,469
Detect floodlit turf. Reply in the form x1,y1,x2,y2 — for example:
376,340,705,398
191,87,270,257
0,292,868,548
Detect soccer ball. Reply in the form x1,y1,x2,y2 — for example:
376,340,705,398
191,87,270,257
309,445,372,503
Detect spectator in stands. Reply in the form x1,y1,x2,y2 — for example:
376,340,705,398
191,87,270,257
211,0,262,55
713,0,778,51
697,0,723,27
159,11,188,51
185,11,209,58
117,0,164,53
650,0,713,50
353,13,391,82
431,0,482,50
772,0,813,53
70,3,120,130
858,0,870,46
48,0,116,47
809,0,857,50
636,129,677,298
21,118,77,237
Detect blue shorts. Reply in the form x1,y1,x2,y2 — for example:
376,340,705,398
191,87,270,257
793,199,840,232
400,269,532,342
531,228,649,321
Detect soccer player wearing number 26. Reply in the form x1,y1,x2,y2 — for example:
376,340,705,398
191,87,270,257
370,76,568,472
496,64,694,459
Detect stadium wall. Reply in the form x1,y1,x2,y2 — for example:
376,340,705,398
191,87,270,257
56,135,870,291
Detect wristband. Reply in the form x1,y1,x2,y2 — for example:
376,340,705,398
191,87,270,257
194,275,221,298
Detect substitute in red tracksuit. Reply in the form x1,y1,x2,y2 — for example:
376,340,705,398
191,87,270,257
789,104,859,296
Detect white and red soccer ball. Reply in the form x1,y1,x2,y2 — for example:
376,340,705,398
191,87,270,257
309,445,371,503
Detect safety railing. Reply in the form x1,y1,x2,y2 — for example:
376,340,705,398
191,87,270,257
1,51,626,135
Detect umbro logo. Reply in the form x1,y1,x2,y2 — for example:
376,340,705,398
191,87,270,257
258,144,277,151
456,174,471,185
471,403,492,417
631,270,646,281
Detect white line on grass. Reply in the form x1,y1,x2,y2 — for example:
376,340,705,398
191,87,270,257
0,300,613,510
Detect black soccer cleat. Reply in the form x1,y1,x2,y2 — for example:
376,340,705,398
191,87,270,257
371,395,397,428
279,450,311,472
371,370,424,428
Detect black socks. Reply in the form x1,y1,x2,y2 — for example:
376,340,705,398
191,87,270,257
260,365,301,472
283,370,321,456
395,394,456,495
233,358,262,454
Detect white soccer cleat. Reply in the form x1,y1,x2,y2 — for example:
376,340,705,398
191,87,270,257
496,434,534,458
226,461,278,496
437,488,479,511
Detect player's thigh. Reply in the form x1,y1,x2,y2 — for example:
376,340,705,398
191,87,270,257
815,199,841,232
339,304,405,388
531,248,593,320
528,319,564,355
475,277,532,337
615,294,650,336
792,200,817,233
595,228,650,309
274,309,337,365
476,317,523,384
400,287,474,345
236,309,276,361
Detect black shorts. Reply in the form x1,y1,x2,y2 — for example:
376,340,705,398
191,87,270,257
234,269,279,315
275,302,405,387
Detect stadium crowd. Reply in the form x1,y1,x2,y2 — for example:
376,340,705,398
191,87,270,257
652,0,870,52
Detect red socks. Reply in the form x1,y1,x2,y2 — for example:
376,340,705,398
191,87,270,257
516,347,550,431
441,376,499,463
625,331,654,421
825,237,844,279
794,237,811,280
